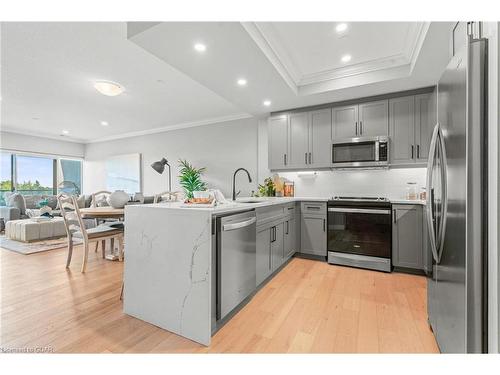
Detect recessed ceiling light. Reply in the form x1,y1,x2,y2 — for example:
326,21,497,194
237,78,247,86
62,130,69,135
32,117,39,120
341,54,352,63
93,80,125,97
336,23,348,33
263,100,271,106
194,43,206,52
100,121,109,126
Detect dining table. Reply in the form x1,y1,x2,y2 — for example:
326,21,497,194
79,206,125,260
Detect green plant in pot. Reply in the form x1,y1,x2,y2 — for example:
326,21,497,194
178,159,207,199
257,177,275,197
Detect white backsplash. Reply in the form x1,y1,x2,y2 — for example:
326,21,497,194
278,168,427,200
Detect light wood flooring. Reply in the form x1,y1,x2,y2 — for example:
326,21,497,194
0,244,439,353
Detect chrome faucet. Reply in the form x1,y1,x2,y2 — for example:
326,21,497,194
232,168,252,201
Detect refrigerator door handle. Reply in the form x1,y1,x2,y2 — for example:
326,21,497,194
436,127,449,262
426,123,440,263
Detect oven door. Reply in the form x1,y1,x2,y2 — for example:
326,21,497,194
327,207,391,258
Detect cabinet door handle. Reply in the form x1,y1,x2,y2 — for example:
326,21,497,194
393,209,397,223
323,219,326,232
359,121,363,135
286,221,289,235
305,152,308,164
355,122,358,136
284,154,287,166
417,145,420,159
308,152,312,164
411,145,414,159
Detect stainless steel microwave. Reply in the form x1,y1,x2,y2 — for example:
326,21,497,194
331,136,389,168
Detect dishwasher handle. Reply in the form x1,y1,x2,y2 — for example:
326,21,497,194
222,217,256,231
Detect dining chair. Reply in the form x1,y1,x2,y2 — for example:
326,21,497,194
153,191,181,203
91,190,112,208
58,194,124,273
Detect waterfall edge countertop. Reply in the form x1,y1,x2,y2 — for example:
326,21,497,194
122,196,425,347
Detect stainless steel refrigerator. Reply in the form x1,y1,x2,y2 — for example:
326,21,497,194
426,22,488,353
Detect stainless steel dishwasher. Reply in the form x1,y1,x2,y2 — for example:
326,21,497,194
216,210,256,321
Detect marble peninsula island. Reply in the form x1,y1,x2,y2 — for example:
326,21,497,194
123,196,425,345
123,197,326,345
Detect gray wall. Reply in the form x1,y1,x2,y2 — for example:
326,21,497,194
83,117,259,198
0,131,85,158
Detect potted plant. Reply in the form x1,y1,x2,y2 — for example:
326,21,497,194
178,159,207,199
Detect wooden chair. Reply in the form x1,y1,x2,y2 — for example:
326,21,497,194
153,191,181,203
58,194,124,273
91,190,111,208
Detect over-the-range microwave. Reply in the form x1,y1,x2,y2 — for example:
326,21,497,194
331,136,389,168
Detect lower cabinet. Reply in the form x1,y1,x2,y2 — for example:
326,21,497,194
392,204,423,270
271,223,284,272
300,213,327,257
256,226,272,286
284,216,296,259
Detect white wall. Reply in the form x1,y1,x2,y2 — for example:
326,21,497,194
0,131,85,158
83,117,259,198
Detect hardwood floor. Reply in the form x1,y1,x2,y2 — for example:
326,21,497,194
0,244,439,353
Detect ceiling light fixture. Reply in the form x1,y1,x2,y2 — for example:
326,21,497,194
341,54,352,63
194,43,206,52
237,78,247,86
336,23,348,33
93,80,125,97
263,100,271,107
100,121,109,126
62,130,69,135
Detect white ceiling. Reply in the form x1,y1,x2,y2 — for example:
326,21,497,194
0,21,454,143
0,22,248,143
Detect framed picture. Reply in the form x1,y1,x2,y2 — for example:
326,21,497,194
105,153,142,194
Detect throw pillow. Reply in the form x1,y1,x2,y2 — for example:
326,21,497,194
96,196,109,207
7,193,26,216
44,195,58,209
76,195,85,208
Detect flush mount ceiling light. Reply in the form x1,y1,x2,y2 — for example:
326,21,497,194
335,23,348,34
93,80,125,97
194,43,206,52
62,130,69,135
263,100,271,106
100,121,109,126
237,78,247,86
341,54,352,63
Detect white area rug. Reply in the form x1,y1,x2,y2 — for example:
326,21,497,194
0,234,81,255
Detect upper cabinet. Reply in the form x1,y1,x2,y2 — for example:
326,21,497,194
268,115,289,170
268,88,434,171
332,100,388,139
268,109,332,171
389,92,436,166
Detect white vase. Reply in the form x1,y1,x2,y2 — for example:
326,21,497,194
108,190,130,208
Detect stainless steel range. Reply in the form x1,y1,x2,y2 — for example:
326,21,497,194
327,196,392,272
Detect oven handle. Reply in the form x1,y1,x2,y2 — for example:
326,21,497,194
327,207,391,215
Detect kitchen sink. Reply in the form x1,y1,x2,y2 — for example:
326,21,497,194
235,198,267,203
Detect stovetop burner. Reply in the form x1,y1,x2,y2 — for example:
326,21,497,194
331,196,389,202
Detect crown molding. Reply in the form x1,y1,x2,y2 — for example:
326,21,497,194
243,22,430,93
0,127,87,144
85,113,253,144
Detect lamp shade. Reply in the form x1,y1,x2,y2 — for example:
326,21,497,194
151,158,168,174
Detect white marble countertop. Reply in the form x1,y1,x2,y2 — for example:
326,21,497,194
128,196,425,216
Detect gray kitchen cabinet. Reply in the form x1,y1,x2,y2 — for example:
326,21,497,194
389,96,415,165
284,216,296,259
332,105,358,139
271,223,284,271
268,115,289,170
309,109,332,167
256,226,272,286
392,204,423,270
358,100,389,136
415,93,435,163
300,213,327,257
288,112,310,169
389,93,435,166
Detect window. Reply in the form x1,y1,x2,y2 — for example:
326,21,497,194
0,152,83,206
58,159,82,195
15,155,55,196
0,152,13,206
